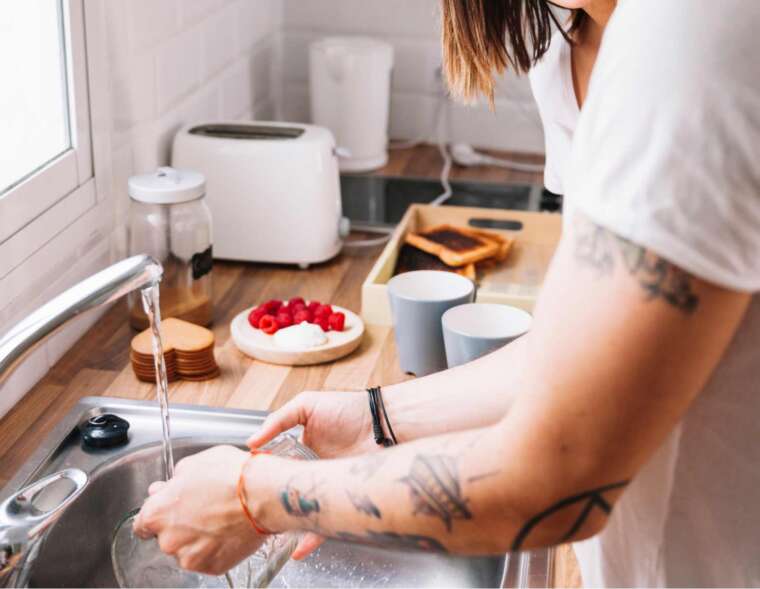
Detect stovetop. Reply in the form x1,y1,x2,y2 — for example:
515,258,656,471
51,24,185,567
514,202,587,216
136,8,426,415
340,175,559,227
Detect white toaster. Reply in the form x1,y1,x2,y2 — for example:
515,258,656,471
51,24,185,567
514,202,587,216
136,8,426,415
172,121,345,268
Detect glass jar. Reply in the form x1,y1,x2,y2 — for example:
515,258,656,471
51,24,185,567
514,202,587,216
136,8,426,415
127,167,213,330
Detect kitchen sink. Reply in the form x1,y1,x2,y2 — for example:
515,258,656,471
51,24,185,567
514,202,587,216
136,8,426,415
0,398,552,588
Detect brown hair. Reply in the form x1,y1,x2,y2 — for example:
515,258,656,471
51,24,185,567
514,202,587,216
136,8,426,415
441,0,584,104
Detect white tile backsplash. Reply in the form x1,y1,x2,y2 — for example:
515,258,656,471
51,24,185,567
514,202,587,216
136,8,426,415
106,0,282,189
179,0,223,27
127,0,180,52
0,0,284,418
201,5,241,80
280,0,543,151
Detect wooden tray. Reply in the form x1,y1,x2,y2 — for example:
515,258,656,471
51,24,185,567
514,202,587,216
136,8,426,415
361,204,562,326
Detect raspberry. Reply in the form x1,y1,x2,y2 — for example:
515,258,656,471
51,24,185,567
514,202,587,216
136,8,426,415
315,315,330,332
306,301,321,314
328,312,345,332
293,309,312,324
288,297,305,308
291,303,306,315
314,304,333,319
259,315,278,335
248,308,267,328
276,312,294,328
262,299,283,313
278,304,292,317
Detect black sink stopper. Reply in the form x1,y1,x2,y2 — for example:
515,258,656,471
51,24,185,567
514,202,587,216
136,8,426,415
80,414,130,448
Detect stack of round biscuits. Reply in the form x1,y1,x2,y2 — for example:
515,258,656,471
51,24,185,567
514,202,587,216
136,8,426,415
130,318,220,383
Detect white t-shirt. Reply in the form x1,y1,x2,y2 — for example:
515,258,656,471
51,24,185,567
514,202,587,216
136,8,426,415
528,30,579,195
565,0,760,586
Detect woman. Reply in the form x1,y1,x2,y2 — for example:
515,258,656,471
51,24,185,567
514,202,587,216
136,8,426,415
135,1,760,587
443,0,615,198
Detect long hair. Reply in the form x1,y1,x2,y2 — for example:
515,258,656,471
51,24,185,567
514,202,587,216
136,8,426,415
441,0,584,104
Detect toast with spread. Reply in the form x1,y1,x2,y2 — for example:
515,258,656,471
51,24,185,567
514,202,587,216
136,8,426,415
394,244,476,280
405,224,503,266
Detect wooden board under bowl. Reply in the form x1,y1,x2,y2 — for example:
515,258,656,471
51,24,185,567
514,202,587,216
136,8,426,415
230,305,365,366
361,204,562,326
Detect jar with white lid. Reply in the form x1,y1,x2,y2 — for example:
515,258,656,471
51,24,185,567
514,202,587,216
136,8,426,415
127,167,213,330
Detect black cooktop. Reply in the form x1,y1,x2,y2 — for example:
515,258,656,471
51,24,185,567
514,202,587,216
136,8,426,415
340,175,557,227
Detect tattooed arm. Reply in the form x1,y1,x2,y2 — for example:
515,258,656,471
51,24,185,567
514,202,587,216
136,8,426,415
135,214,749,569
243,213,750,554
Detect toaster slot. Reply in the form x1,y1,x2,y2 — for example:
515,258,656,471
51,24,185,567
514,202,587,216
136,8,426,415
189,123,305,140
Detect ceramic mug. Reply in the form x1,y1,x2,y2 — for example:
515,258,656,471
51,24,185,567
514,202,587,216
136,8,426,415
442,303,532,368
387,270,475,376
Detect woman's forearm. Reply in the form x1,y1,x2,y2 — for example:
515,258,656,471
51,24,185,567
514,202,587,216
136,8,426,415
381,334,528,443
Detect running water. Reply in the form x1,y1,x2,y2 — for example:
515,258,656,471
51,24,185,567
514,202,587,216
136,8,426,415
140,284,175,480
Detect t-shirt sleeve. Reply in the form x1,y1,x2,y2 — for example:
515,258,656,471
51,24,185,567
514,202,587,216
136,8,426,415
565,0,760,292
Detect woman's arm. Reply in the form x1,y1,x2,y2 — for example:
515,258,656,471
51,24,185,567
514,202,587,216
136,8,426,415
248,335,529,455
135,214,750,573
247,214,750,553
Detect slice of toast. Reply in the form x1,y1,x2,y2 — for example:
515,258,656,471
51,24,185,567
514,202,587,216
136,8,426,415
394,244,476,280
470,229,515,261
405,224,499,267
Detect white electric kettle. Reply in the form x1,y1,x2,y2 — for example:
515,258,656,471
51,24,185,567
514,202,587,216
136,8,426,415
309,37,394,172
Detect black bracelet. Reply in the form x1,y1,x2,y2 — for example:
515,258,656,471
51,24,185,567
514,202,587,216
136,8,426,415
376,387,398,445
367,386,396,447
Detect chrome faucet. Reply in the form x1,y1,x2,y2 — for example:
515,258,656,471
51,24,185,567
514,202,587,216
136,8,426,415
0,255,163,587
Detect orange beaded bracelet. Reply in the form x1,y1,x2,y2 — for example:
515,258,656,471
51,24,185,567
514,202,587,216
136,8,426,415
237,449,274,535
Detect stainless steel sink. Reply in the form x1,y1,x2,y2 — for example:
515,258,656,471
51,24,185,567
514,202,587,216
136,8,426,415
0,397,551,588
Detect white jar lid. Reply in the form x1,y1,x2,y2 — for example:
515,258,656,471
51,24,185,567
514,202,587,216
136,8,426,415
128,167,206,204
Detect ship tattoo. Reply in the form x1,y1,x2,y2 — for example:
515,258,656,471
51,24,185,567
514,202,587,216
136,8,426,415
400,454,472,531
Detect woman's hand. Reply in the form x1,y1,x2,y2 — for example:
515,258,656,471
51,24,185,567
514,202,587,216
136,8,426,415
246,390,379,560
133,445,265,576
247,390,377,459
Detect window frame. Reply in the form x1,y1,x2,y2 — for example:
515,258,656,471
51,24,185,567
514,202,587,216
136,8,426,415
0,0,95,257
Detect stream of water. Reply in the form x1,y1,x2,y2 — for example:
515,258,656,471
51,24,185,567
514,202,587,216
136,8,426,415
140,284,175,481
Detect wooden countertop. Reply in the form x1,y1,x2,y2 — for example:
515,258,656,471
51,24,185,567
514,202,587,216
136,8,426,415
0,247,400,488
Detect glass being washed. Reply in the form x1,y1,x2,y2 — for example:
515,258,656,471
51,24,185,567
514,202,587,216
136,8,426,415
111,434,315,588
112,284,317,588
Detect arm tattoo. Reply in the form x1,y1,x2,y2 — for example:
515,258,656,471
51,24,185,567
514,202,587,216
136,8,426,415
346,490,382,519
574,216,699,313
511,480,629,551
280,481,321,518
400,454,472,532
334,530,447,553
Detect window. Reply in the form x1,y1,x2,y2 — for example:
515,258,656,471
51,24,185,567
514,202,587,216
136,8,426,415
0,0,93,248
0,1,71,194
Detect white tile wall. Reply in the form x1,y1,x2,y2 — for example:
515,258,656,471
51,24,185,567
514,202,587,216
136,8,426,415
279,0,544,153
0,0,283,419
105,0,283,253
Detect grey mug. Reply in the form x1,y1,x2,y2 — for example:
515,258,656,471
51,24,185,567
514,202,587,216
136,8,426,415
387,270,475,376
442,303,532,368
